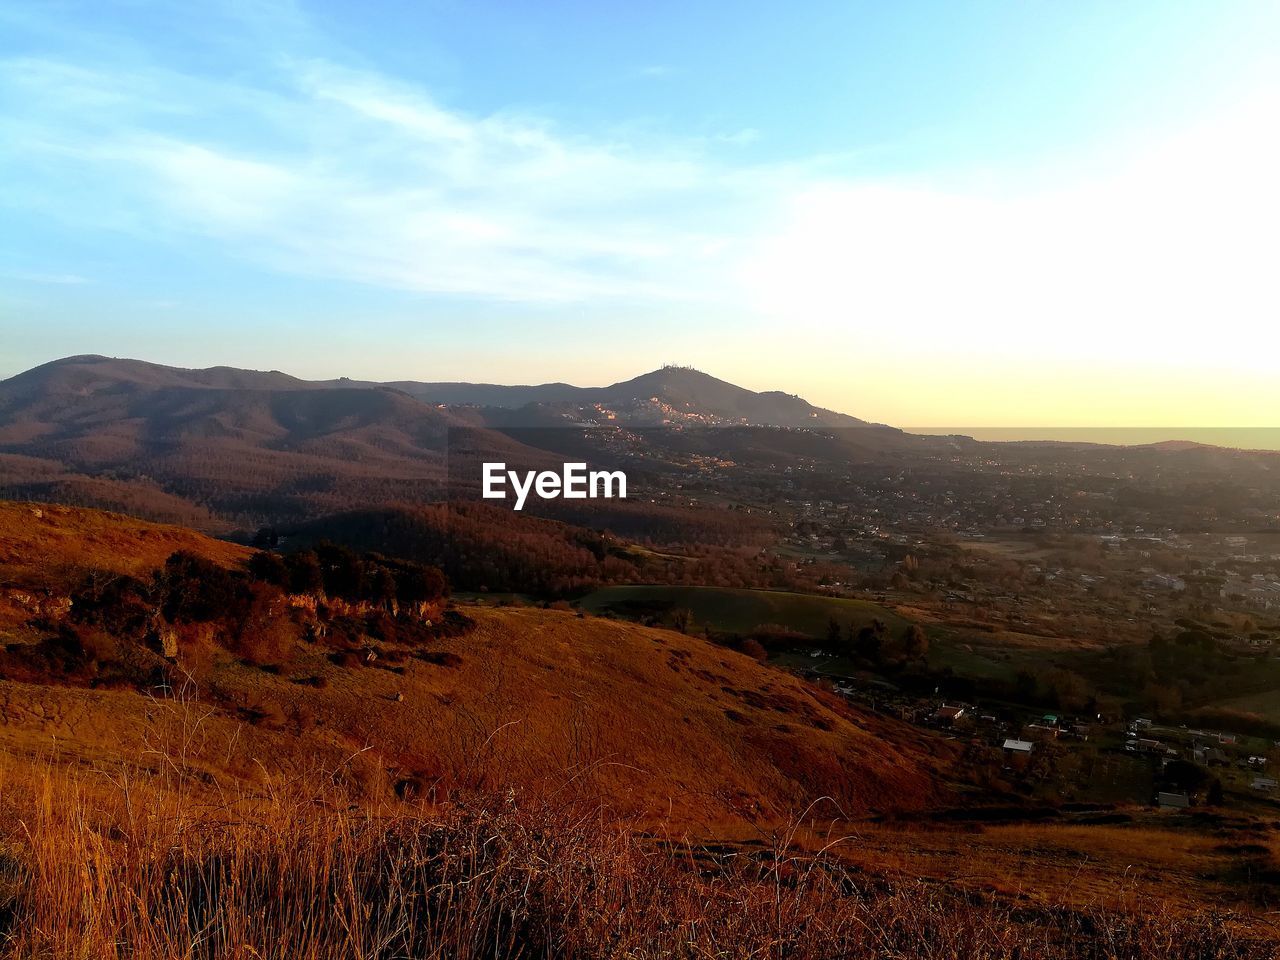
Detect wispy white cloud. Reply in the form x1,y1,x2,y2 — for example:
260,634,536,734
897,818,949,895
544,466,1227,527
716,127,760,145
1,270,89,285
0,47,778,303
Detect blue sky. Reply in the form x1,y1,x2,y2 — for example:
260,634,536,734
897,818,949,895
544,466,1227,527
2,0,1278,425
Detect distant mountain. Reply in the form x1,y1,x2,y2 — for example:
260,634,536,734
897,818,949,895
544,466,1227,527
0,355,893,528
595,366,870,428
388,365,877,430
2,355,1276,535
5,356,876,427
0,356,469,527
0,354,312,399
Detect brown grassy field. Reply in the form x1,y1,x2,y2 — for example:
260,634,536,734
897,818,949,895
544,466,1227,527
0,501,954,827
0,602,955,826
0,500,1277,955
0,735,1275,959
0,500,249,587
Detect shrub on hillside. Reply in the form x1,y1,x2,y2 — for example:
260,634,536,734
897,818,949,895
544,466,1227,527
254,546,449,612
749,622,810,648
233,584,301,666
247,550,288,587
160,552,243,624
247,697,288,729
15,544,454,690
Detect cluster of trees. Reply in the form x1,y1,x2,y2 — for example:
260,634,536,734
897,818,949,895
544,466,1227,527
47,546,450,678
1009,667,1096,713
245,543,448,614
261,505,639,595
1083,624,1277,718
158,546,447,623
826,618,929,666
27,551,296,676
260,504,820,597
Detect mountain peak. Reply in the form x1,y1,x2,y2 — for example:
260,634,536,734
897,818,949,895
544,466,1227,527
609,365,723,390
590,365,866,429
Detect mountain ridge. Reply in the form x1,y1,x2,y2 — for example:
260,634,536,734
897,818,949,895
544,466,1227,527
4,356,871,429
0,355,896,528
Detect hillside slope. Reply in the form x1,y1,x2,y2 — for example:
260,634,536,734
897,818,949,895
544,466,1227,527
0,500,249,587
0,500,956,825
0,607,955,823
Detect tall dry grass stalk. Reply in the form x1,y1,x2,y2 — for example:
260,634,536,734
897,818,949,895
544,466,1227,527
1,765,1271,959
0,691,1272,958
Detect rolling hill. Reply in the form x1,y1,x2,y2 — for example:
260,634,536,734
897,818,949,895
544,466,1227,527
0,500,250,589
0,356,492,527
0,499,956,824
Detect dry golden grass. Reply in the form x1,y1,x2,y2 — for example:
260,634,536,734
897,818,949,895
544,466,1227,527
770,819,1280,918
0,500,1276,955
0,601,956,827
0,500,249,588
0,733,1273,960
1,661,1277,957
892,601,1113,652
0,501,952,830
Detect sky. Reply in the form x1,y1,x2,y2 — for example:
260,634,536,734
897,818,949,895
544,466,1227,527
2,0,1278,429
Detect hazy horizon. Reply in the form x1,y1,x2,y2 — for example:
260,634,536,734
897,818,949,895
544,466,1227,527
3,1,1278,427
910,427,1280,451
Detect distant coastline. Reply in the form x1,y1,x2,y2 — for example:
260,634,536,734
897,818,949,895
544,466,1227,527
910,428,1280,451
